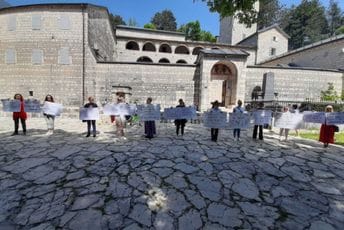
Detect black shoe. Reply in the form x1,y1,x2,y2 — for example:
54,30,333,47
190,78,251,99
93,134,96,137
86,134,90,137
11,132,18,136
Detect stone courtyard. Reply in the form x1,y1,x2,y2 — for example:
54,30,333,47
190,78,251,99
0,117,343,230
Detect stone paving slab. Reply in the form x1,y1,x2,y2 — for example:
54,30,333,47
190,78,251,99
0,117,344,229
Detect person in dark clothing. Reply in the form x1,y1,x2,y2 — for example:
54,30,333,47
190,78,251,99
174,99,187,136
144,97,156,139
84,96,98,137
253,102,264,140
210,100,220,142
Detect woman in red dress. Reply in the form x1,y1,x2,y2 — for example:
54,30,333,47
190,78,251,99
319,105,336,147
12,93,27,135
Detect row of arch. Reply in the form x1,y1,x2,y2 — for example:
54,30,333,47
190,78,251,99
137,56,188,64
126,41,205,55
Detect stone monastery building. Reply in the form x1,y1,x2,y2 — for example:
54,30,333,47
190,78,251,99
0,3,343,111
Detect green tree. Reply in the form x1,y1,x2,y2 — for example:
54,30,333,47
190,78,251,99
127,18,138,27
282,0,329,49
335,25,344,35
327,0,343,35
109,14,126,28
257,0,283,29
321,83,339,101
144,23,156,29
178,21,201,41
200,31,217,42
151,10,177,31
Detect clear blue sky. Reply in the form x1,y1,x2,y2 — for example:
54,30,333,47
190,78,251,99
6,0,344,36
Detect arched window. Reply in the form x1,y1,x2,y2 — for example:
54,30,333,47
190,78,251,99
126,41,139,50
176,59,187,64
175,45,190,54
137,56,153,63
192,47,203,55
158,58,170,63
142,42,156,52
159,44,172,53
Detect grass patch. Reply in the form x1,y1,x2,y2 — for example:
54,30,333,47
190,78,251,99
291,130,344,146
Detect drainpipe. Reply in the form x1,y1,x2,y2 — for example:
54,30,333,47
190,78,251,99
82,6,86,105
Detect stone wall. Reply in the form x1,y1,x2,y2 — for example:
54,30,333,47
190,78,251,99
0,5,85,106
87,5,116,62
85,51,197,109
245,66,343,101
261,36,344,70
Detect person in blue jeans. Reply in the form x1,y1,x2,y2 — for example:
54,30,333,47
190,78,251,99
233,99,244,141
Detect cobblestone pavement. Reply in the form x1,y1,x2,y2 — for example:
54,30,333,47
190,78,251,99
0,117,343,230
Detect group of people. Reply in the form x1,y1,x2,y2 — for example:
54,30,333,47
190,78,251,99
8,93,339,148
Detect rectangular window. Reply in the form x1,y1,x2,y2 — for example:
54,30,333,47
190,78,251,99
32,49,43,64
270,48,276,56
5,49,16,64
7,15,16,31
58,15,71,30
273,36,278,42
58,47,71,65
32,14,42,30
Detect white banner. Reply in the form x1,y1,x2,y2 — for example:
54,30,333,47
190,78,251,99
137,104,161,121
274,112,304,129
253,110,272,125
42,102,63,116
303,112,326,124
1,99,21,112
103,103,136,116
228,112,251,129
24,99,41,113
203,110,227,129
79,107,100,120
326,112,344,125
163,106,197,120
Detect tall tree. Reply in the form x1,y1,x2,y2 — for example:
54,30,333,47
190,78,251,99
109,14,126,28
198,0,258,26
178,21,202,41
178,20,216,42
200,30,217,42
127,18,138,27
151,10,177,31
282,0,329,49
257,0,283,29
327,0,343,35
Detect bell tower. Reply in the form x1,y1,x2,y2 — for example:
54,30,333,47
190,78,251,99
218,1,259,45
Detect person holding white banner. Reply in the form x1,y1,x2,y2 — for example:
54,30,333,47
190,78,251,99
174,99,187,136
319,105,336,148
84,96,98,137
115,93,127,138
12,94,27,136
144,97,156,139
233,99,244,141
252,102,265,140
279,106,290,141
43,95,56,135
